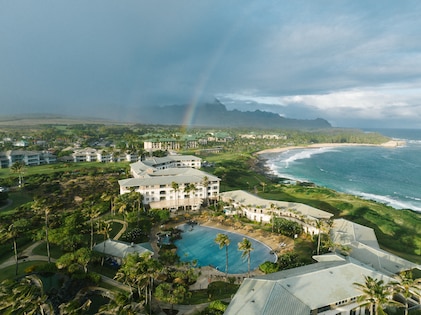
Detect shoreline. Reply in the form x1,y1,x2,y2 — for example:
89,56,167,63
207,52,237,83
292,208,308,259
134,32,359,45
254,140,405,155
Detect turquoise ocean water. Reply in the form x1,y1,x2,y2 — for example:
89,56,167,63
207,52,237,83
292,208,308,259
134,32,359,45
261,129,421,212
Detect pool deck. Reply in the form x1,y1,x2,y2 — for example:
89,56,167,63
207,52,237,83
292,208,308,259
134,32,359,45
152,215,294,290
189,219,294,290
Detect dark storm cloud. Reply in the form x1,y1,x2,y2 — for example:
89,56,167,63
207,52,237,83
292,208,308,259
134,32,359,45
1,0,421,127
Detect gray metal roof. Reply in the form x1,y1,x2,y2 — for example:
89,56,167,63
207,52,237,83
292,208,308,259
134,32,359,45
119,168,219,187
220,190,333,220
92,239,153,258
225,260,396,315
331,219,419,275
331,219,379,248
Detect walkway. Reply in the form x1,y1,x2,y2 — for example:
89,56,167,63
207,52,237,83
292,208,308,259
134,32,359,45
0,240,57,269
108,218,128,240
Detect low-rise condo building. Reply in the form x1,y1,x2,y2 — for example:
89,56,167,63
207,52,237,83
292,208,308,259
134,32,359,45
119,155,218,210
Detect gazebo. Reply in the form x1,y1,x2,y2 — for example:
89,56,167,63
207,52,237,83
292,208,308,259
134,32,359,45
93,239,153,265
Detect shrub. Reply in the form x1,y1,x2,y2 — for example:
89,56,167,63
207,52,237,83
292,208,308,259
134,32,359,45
259,261,279,274
202,300,228,314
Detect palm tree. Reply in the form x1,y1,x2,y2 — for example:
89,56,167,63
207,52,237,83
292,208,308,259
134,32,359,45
269,203,277,233
44,207,52,263
215,233,230,279
115,198,128,222
99,291,144,315
101,192,115,216
188,183,197,211
260,181,267,192
114,252,161,308
5,223,19,275
171,181,180,211
354,275,399,315
97,220,112,266
392,270,421,315
183,184,192,212
32,198,52,263
86,206,101,250
315,219,325,255
202,176,209,206
184,183,197,212
10,161,25,187
0,275,53,315
59,298,92,314
155,283,189,314
238,237,254,278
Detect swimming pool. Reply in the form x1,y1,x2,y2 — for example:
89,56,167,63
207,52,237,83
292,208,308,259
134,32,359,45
174,224,276,274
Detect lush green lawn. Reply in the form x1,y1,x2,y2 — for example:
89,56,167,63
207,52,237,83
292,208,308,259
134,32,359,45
0,191,34,216
0,161,129,178
0,261,48,282
184,281,240,304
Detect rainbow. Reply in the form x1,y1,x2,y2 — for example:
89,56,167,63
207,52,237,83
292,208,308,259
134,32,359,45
181,8,251,130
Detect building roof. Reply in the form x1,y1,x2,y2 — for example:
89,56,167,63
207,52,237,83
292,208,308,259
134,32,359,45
119,168,219,187
225,259,395,315
220,190,333,220
331,219,419,275
331,218,379,248
92,239,153,258
130,155,202,177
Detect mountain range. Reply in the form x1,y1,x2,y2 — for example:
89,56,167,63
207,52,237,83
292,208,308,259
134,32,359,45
139,101,331,129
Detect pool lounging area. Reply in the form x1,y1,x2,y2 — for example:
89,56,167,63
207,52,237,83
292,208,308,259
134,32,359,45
174,224,276,274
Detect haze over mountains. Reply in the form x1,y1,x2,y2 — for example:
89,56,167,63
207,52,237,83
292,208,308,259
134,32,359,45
0,102,332,129
138,102,331,129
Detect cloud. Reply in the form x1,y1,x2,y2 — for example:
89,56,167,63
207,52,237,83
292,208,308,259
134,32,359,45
218,83,421,128
1,1,421,127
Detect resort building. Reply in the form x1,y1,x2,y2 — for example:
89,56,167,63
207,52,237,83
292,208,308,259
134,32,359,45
330,219,419,275
119,155,219,210
225,257,395,315
131,155,202,174
225,217,421,315
220,190,333,235
144,138,181,152
0,150,57,168
70,148,139,163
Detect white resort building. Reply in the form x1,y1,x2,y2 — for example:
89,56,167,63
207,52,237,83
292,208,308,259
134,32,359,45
220,190,333,235
118,155,219,211
225,213,421,315
0,150,57,168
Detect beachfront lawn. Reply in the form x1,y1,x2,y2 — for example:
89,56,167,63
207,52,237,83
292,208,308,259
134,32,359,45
273,185,421,263
204,153,269,193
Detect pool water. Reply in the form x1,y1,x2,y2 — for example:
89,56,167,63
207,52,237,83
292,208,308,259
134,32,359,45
174,224,276,274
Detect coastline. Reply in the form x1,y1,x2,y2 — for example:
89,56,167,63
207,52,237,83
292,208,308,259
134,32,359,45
254,140,405,155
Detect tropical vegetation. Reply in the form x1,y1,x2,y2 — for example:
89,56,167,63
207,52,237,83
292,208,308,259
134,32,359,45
0,122,420,314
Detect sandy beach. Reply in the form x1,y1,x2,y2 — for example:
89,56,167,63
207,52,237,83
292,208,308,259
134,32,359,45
255,140,405,155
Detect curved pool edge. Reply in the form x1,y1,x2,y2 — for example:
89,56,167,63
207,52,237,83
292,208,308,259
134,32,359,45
175,223,278,274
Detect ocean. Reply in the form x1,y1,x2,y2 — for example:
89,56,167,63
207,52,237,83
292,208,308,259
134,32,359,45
261,129,421,212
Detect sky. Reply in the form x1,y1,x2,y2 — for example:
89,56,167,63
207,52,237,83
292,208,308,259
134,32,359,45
1,0,421,128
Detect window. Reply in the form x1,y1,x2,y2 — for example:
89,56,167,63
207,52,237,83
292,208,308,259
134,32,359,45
316,305,331,313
